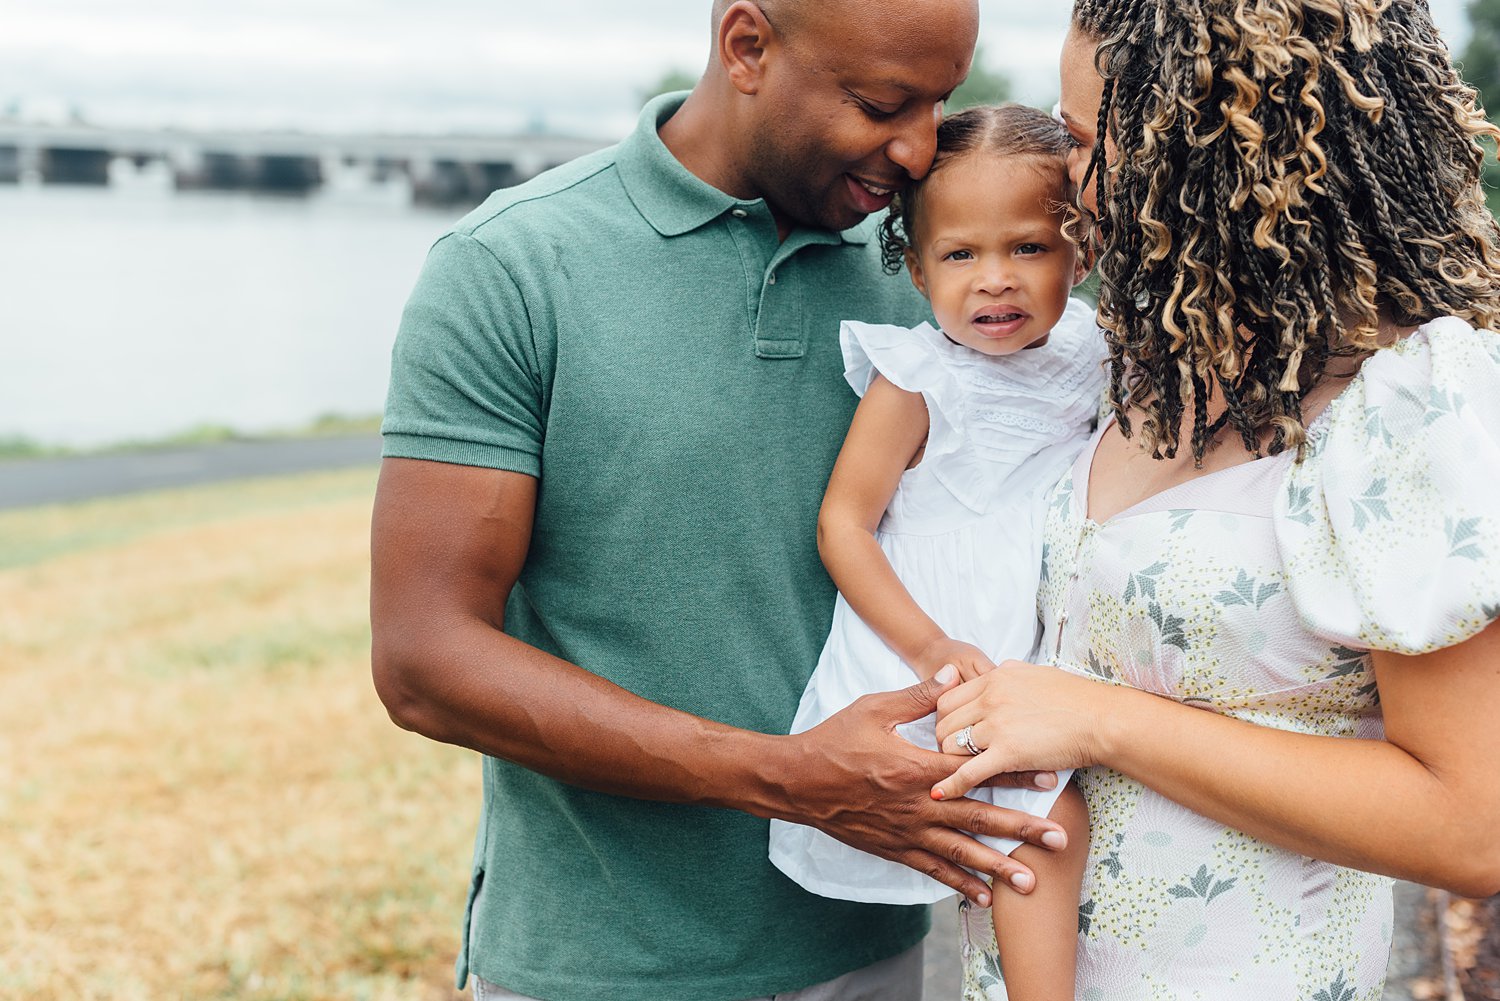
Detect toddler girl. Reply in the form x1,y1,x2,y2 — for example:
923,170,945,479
768,103,1105,1001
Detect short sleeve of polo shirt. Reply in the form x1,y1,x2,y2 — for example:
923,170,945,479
381,231,545,476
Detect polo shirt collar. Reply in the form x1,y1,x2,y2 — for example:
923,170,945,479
616,92,869,245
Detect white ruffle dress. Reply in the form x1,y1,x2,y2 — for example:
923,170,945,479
769,298,1108,904
962,317,1500,1000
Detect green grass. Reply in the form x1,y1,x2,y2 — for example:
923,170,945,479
0,466,475,1001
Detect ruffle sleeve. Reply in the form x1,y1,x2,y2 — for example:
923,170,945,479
1274,317,1500,654
841,309,1106,517
839,318,972,477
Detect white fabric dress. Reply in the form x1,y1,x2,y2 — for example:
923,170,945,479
962,317,1500,999
769,298,1108,904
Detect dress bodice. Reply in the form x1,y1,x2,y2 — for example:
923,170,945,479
841,298,1107,536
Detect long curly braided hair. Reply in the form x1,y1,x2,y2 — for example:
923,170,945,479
1072,0,1500,462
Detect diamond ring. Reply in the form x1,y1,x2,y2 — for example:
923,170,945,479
956,725,982,756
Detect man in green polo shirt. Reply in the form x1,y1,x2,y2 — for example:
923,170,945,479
371,2,1070,999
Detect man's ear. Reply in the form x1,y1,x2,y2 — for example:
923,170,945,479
720,2,776,96
905,247,928,298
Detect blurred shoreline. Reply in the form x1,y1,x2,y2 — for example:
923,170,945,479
0,429,381,509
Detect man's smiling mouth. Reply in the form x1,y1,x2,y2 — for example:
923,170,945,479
853,177,898,197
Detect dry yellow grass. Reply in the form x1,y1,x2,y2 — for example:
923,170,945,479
0,468,477,1000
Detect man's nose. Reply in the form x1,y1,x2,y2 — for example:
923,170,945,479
885,104,942,180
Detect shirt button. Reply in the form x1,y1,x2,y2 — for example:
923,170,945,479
768,273,777,285
730,208,748,219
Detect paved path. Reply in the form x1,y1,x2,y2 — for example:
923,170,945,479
0,434,382,510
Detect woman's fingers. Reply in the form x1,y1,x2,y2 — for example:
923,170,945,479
934,699,985,749
931,746,1020,803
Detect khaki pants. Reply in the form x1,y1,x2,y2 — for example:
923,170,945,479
470,942,925,1001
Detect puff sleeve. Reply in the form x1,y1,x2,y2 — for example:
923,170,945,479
1274,318,1500,653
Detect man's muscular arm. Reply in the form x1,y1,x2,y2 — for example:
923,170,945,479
370,457,1067,905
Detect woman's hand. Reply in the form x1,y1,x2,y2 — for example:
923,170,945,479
930,659,1115,801
909,635,997,683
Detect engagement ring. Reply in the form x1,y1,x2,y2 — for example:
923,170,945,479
957,725,982,756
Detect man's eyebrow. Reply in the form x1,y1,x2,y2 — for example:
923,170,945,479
859,79,920,96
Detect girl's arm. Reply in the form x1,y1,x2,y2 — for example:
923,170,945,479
929,621,1500,897
819,374,995,681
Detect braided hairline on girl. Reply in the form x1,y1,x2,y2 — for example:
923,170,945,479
878,103,1076,276
1072,0,1500,463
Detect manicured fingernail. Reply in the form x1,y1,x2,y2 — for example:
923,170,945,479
1034,771,1058,790
1042,830,1067,850
935,664,957,685
931,787,945,800
1009,872,1034,891
976,892,991,908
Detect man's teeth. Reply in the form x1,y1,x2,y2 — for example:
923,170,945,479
857,179,895,196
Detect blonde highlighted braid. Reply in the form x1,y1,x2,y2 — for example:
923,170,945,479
1073,0,1500,461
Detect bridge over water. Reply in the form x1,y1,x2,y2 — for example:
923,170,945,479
0,121,609,204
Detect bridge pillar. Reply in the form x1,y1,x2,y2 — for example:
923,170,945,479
41,147,112,185
259,154,321,192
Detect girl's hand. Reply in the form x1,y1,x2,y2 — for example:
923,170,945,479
910,636,997,684
930,659,1115,801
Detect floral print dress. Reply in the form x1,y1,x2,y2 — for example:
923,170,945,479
961,317,1500,1000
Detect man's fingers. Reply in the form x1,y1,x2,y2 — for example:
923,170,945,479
912,830,1039,898
928,792,1069,854
875,664,959,726
979,769,1059,792
893,848,994,907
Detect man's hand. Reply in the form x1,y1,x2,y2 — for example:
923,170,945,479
766,666,1070,907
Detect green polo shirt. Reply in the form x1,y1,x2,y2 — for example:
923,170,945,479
382,93,933,1001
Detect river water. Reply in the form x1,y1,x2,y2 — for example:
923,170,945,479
0,183,458,448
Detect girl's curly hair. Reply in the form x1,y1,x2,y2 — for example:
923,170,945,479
878,103,1076,275
1072,0,1500,462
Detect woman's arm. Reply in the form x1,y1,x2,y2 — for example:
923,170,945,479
819,375,996,680
929,621,1500,897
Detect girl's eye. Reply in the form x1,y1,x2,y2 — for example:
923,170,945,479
943,250,974,262
1016,244,1045,256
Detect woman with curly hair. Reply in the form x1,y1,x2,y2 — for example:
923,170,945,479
927,2,1500,997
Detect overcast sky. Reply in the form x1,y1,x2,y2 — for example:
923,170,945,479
0,0,1474,139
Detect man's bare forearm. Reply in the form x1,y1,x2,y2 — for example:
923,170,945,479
372,615,799,817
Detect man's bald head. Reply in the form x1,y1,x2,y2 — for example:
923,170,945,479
678,0,977,233
711,0,806,39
